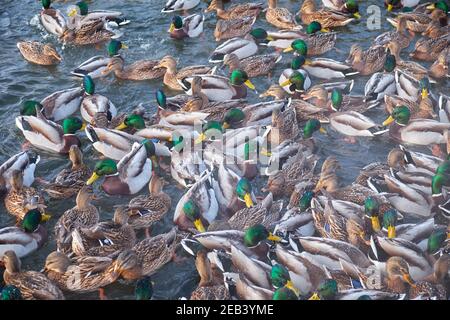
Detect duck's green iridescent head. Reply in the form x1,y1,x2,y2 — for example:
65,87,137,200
243,224,281,247
271,264,299,296
285,39,308,55
155,89,167,109
0,285,22,300
76,1,89,15
384,54,396,72
223,108,245,129
345,0,361,18
195,120,223,144
249,28,272,41
87,159,118,185
330,88,343,111
135,276,153,300
419,77,430,99
298,190,315,211
42,0,51,9
20,100,43,116
383,106,410,126
364,196,381,232
22,209,44,233
83,75,95,95
306,21,324,34
171,16,183,30
382,209,397,238
116,114,146,131
309,279,338,300
303,119,326,139
357,295,372,300
428,1,449,14
230,70,255,90
436,160,450,176
108,39,126,57
236,177,254,208
62,117,85,134
427,229,447,254
280,71,306,91
291,56,306,70
402,6,414,12
183,199,205,232
431,174,450,196
273,287,298,300
142,139,157,158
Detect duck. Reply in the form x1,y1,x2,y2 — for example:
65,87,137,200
266,0,299,29
279,56,312,94
386,41,429,81
222,52,281,78
205,0,262,20
303,57,357,80
346,44,387,76
180,69,256,101
321,0,361,19
364,54,397,102
0,285,23,300
209,28,272,63
54,186,99,254
384,94,435,120
42,145,92,199
372,16,414,49
429,49,449,79
101,56,166,81
86,142,152,196
0,150,39,190
268,105,301,144
17,41,61,66
283,28,337,56
173,170,218,232
125,173,172,231
161,0,200,13
0,209,49,259
409,254,449,300
71,39,127,79
60,19,116,46
299,0,355,29
43,250,139,297
71,206,136,258
214,16,256,41
385,0,420,11
410,33,449,62
135,276,154,300
154,55,213,91
15,108,84,154
387,11,434,33
4,170,46,222
2,250,64,300
421,9,449,39
66,1,127,30
168,14,204,39
39,0,67,37
382,106,450,146
40,83,86,122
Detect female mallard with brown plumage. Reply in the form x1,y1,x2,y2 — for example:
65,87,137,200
429,49,449,79
222,52,281,78
2,250,65,300
4,170,46,222
54,186,99,254
60,20,115,46
282,24,337,56
17,41,61,66
101,56,166,81
206,0,262,20
42,145,92,199
373,16,414,49
386,41,429,81
214,16,256,41
265,0,298,29
154,55,213,91
410,33,449,62
299,0,355,29
346,44,387,76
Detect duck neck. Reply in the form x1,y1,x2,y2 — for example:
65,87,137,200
301,0,314,13
62,136,81,154
268,0,277,9
225,57,240,73
386,276,409,294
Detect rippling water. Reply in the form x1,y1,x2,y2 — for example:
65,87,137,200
0,0,448,299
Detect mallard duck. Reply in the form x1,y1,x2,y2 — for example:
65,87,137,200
125,173,172,230
60,20,115,46
373,17,414,49
168,14,204,39
42,145,91,199
66,1,127,30
71,39,126,78
266,0,298,29
410,33,449,62
101,56,166,81
161,0,200,13
268,105,300,144
17,41,61,66
384,94,435,120
190,250,230,300
209,28,272,63
0,209,49,259
40,0,67,37
321,0,361,18
278,56,312,94
328,108,386,138
71,206,136,257
283,28,337,56
174,170,218,232
429,49,449,79
41,84,85,122
0,150,39,190
86,143,152,196
180,69,255,101
214,16,256,41
4,170,46,221
385,0,420,11
387,41,429,81
2,250,64,300
0,285,23,300
44,250,139,295
154,55,212,91
54,186,99,254
299,0,355,28
222,52,281,78
346,44,387,76
303,58,357,80
364,54,397,102
409,254,449,300
439,93,450,123
387,11,432,33
422,9,449,39
135,276,153,300
383,106,450,146
205,0,262,20
15,108,84,154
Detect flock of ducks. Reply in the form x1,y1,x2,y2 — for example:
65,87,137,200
1,0,449,300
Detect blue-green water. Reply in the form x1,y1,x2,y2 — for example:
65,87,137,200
0,0,447,299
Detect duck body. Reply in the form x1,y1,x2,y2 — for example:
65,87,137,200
266,0,298,29
162,0,200,13
299,0,355,28
170,14,204,39
387,120,450,146
41,87,84,122
71,55,115,79
17,41,61,66
303,58,357,79
80,93,117,124
40,7,67,37
0,151,39,190
0,225,47,259
214,16,256,41
181,75,248,101
210,36,258,63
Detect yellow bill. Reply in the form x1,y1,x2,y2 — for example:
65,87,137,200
421,88,428,99
267,232,282,242
194,218,206,233
115,122,128,130
280,79,291,87
286,280,300,297
244,193,254,208
86,172,100,185
168,23,175,33
266,35,274,41
382,115,395,126
304,59,313,65
308,292,321,300
244,79,256,90
387,4,393,11
41,213,52,222
121,43,129,49
371,216,381,232
319,127,327,134
387,225,396,239
321,28,331,32
195,132,206,144
426,4,436,10
80,122,87,131
402,273,416,287
283,46,294,53
68,8,77,17
222,122,230,129
353,12,361,19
